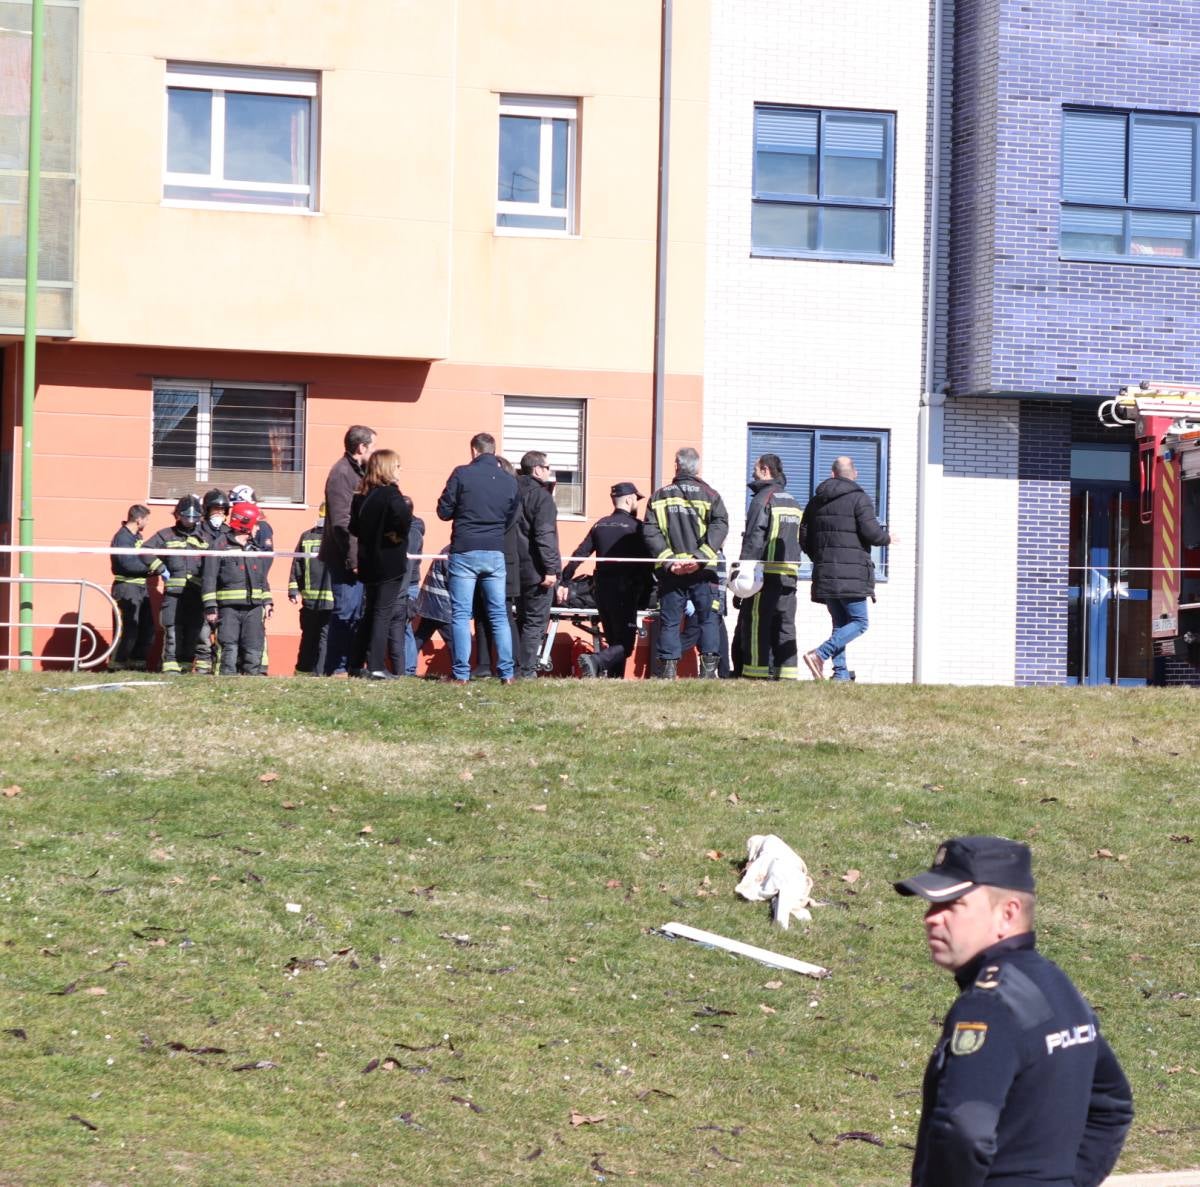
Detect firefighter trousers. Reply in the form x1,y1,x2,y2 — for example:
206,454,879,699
159,587,204,673
217,605,267,675
736,583,798,679
112,584,155,665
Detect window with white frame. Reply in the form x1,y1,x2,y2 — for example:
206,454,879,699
503,396,586,515
496,95,577,233
164,63,318,210
746,423,890,579
151,380,306,504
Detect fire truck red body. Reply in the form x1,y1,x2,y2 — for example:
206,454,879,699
1102,385,1200,662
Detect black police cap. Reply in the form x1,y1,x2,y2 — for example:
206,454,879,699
610,481,644,500
894,835,1035,902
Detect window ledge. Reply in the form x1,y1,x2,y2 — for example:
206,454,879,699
750,251,893,266
161,200,320,216
494,227,579,240
1059,252,1200,270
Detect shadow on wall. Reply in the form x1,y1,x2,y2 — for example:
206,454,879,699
39,613,110,670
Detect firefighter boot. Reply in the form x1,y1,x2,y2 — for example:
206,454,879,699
699,653,720,680
658,659,677,680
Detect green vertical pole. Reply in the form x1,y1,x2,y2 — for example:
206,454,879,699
18,0,44,671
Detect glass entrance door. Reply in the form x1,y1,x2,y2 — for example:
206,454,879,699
1067,479,1152,685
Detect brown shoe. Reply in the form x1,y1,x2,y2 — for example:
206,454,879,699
803,651,826,680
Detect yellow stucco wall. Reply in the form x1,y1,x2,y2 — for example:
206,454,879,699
73,0,707,375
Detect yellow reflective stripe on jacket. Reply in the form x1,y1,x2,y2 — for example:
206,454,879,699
210,588,271,603
114,576,147,586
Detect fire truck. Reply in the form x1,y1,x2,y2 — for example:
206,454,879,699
1099,383,1200,665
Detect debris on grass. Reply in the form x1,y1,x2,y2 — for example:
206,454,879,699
67,1114,98,1131
569,1109,605,1127
659,922,830,979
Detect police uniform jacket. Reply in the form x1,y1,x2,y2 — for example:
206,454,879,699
288,527,333,609
562,509,651,604
800,476,889,603
914,932,1132,1187
144,525,207,596
740,478,804,592
642,474,729,580
201,538,273,611
110,525,150,587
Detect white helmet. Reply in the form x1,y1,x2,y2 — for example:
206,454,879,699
729,562,763,598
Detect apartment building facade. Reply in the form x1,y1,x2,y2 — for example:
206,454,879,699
926,0,1200,685
703,0,935,683
0,0,708,671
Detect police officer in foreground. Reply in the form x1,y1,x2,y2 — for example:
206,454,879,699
558,481,651,678
894,836,1133,1187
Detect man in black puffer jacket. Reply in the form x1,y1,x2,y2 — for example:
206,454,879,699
800,455,891,682
513,450,562,679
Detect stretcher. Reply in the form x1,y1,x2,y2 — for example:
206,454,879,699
538,606,658,673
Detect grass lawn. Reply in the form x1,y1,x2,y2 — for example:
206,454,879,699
0,674,1197,1186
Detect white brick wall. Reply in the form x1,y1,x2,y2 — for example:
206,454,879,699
704,0,932,682
923,398,1020,684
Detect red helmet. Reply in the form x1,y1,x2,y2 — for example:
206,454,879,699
228,501,262,535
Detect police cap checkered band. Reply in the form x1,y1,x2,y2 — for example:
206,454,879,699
893,835,1035,902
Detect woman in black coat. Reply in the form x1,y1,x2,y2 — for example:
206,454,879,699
349,449,413,679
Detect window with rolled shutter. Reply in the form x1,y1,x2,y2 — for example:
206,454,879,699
1061,106,1200,265
503,396,586,515
746,424,890,579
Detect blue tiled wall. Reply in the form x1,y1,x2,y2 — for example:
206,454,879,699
949,1,1200,399
1016,401,1070,685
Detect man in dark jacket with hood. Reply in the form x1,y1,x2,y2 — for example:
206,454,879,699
513,450,562,679
800,455,891,681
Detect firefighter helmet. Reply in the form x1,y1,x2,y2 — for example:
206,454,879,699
202,488,231,515
729,562,764,598
174,495,202,528
228,501,262,535
229,483,256,505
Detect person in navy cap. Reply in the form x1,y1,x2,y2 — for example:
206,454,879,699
558,481,651,678
895,836,1132,1187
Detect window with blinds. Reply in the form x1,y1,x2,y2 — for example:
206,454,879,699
1061,107,1200,264
151,380,305,504
752,104,894,261
746,424,890,579
503,396,586,516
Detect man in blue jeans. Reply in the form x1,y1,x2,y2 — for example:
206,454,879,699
800,455,893,682
319,424,376,675
436,432,520,684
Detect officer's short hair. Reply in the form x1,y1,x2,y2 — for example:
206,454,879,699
344,425,376,453
985,885,1036,928
675,447,700,478
520,450,547,474
127,504,150,522
471,432,497,455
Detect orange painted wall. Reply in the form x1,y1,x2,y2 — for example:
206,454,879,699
1,343,701,672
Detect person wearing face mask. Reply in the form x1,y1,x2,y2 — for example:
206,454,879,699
193,489,232,673
894,837,1133,1187
200,489,231,545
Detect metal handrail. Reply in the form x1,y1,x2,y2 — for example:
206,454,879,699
0,576,119,671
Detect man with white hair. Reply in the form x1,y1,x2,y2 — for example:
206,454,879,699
642,447,729,680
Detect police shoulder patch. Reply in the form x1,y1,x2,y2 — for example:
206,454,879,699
950,1021,988,1056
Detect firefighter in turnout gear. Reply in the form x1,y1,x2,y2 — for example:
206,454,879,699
202,502,274,675
144,495,207,673
288,503,333,674
109,503,155,669
193,489,232,673
642,446,729,679
735,453,803,679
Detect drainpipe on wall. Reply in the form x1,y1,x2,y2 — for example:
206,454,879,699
914,0,949,684
19,0,44,672
650,0,672,492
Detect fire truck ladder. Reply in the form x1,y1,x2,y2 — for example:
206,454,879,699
1099,382,1200,430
